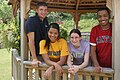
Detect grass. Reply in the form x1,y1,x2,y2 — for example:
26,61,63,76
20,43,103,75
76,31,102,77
0,48,11,80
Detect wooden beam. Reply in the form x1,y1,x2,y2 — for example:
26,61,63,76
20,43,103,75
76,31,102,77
106,0,112,10
30,5,97,13
20,0,28,80
112,0,120,80
25,0,32,18
71,11,81,28
76,0,80,10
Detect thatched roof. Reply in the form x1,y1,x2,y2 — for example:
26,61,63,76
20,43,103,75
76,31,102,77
8,0,112,27
8,0,112,15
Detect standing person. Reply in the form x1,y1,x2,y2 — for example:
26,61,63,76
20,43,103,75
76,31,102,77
90,8,112,72
39,23,69,79
67,29,90,79
25,2,49,67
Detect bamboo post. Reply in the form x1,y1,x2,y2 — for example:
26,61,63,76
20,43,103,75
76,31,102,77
20,0,28,80
28,69,32,80
103,77,109,80
112,0,120,80
70,74,74,80
35,69,39,80
78,74,83,80
63,72,68,80
41,70,45,80
94,76,99,80
55,72,60,80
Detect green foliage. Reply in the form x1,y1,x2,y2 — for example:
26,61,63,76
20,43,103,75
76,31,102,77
0,0,98,55
80,13,97,19
47,12,72,23
60,13,72,20
61,20,75,32
60,26,68,40
1,19,20,53
79,19,98,32
0,0,20,53
0,0,12,24
47,12,63,23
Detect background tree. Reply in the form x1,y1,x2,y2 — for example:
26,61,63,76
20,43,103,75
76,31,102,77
0,0,12,24
0,0,98,53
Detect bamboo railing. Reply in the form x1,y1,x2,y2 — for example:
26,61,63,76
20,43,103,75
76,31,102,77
12,49,114,80
12,49,21,80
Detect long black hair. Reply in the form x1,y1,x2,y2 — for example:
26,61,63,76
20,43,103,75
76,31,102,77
45,23,60,50
69,29,81,37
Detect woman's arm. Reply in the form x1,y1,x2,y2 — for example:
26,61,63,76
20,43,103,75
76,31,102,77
67,54,73,67
68,53,89,75
42,54,56,66
57,56,67,66
78,53,89,69
42,53,64,75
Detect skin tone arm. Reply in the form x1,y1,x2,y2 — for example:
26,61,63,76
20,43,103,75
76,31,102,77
27,32,41,67
67,53,89,75
67,53,73,67
91,45,102,72
42,54,67,67
42,54,67,79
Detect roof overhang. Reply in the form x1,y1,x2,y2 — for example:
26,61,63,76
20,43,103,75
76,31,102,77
8,0,112,17
8,0,112,27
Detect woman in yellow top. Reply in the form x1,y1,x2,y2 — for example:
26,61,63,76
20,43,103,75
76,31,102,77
39,23,69,79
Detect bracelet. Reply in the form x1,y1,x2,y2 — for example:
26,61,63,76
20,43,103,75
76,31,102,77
78,66,81,70
33,58,38,61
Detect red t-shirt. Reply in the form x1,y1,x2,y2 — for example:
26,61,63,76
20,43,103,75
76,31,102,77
90,25,112,68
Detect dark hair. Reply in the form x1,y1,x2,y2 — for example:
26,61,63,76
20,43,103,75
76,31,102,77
37,2,48,9
45,23,60,49
36,2,48,15
97,8,110,18
69,29,81,37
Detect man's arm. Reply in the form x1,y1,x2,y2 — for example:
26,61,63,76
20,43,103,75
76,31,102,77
27,32,37,60
91,45,102,72
90,45,99,67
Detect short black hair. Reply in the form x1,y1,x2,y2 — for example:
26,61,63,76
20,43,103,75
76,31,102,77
97,8,110,18
36,2,48,9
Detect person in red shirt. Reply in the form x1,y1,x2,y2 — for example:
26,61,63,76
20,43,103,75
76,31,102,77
90,8,112,72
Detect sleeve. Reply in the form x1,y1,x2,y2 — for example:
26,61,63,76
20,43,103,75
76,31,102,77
67,41,71,53
60,39,69,56
90,27,96,46
39,40,48,54
85,41,90,54
25,17,35,34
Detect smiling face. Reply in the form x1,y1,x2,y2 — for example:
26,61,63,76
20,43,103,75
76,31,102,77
48,28,59,42
97,10,110,28
70,33,81,48
36,6,48,20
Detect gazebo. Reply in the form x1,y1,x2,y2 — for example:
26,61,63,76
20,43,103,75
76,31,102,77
8,0,120,80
